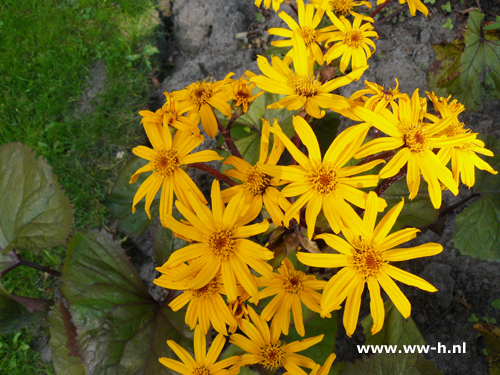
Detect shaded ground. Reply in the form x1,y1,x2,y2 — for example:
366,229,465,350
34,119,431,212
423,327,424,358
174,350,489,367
132,0,500,374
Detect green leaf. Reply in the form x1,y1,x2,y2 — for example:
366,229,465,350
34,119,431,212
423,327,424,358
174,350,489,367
484,22,500,31
443,18,453,30
0,252,19,276
310,112,340,156
49,302,86,375
0,143,74,255
492,299,500,310
441,1,452,12
152,209,187,267
341,353,429,375
453,135,500,261
255,12,265,23
473,323,500,375
235,132,261,165
103,156,159,236
413,356,443,375
426,40,463,97
284,310,337,365
362,300,425,346
427,11,500,111
380,180,439,231
423,0,435,4
62,230,193,375
0,282,47,335
264,45,292,59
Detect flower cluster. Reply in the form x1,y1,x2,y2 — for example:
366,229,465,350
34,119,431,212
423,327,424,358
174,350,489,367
128,1,497,374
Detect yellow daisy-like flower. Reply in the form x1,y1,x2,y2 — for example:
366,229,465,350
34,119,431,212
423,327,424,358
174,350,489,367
255,0,285,12
426,92,498,187
350,79,407,113
311,0,372,17
176,73,233,138
352,89,478,208
231,75,264,114
161,180,274,303
228,292,250,333
309,353,337,375
154,266,238,335
222,119,290,226
230,306,324,375
268,0,331,65
259,115,387,238
297,192,442,336
139,92,200,134
160,325,241,375
259,257,327,336
130,126,222,218
251,36,368,119
324,12,378,73
378,0,428,17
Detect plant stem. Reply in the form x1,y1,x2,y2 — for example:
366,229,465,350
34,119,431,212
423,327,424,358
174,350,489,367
438,192,480,218
374,4,408,26
188,162,238,187
215,112,243,159
18,257,61,277
373,169,406,196
370,0,392,18
289,3,298,16
356,150,395,166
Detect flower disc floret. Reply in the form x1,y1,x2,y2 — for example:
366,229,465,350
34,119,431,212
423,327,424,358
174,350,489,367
292,75,322,97
298,26,318,46
260,341,286,369
153,149,179,177
208,229,235,259
309,165,338,194
284,272,306,294
344,30,363,48
244,167,272,196
193,367,211,375
349,238,385,278
400,122,431,153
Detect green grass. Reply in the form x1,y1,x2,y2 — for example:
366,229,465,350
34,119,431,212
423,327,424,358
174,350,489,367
0,0,164,372
0,329,54,374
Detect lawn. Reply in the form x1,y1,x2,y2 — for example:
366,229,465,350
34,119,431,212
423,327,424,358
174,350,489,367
0,0,162,372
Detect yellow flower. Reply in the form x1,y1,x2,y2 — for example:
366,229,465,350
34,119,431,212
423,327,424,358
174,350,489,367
251,36,367,118
352,89,478,208
154,265,238,335
160,325,241,375
130,126,222,218
297,192,442,336
259,257,327,336
231,76,264,113
255,0,285,12
259,115,387,238
377,0,428,17
222,119,291,226
426,92,498,187
161,180,274,303
309,353,337,375
176,73,233,138
311,0,372,17
324,12,378,73
139,92,200,134
228,292,250,333
268,0,331,65
350,79,407,113
230,306,324,375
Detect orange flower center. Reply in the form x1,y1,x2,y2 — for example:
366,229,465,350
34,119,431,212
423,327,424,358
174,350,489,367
401,122,431,153
260,341,285,369
207,229,235,259
153,149,179,177
292,75,321,97
350,238,384,278
309,166,338,194
344,30,363,48
244,167,272,196
329,0,354,15
190,81,214,106
458,142,476,153
284,272,306,294
443,121,468,137
192,367,211,375
192,278,219,299
297,26,318,46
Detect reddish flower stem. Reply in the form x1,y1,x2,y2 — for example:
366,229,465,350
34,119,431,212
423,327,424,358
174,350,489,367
214,112,243,159
374,4,408,26
356,150,396,166
373,169,406,196
370,0,392,18
289,3,298,16
188,163,238,187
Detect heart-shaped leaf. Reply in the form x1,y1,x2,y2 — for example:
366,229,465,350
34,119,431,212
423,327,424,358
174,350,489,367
0,143,74,254
62,230,193,375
